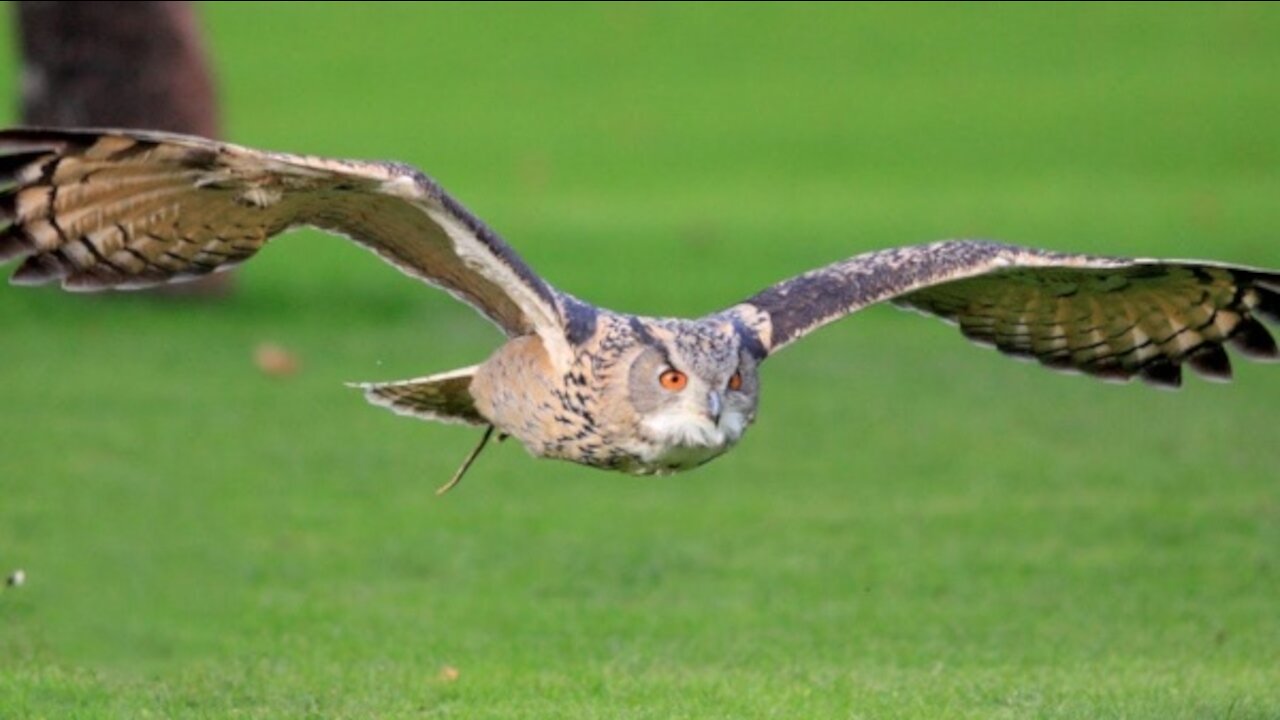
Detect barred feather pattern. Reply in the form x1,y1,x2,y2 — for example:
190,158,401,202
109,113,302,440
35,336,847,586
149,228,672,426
738,239,1280,388
0,132,286,288
0,127,564,339
899,262,1280,387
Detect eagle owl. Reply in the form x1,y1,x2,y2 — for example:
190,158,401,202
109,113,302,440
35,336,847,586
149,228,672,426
2,129,1277,490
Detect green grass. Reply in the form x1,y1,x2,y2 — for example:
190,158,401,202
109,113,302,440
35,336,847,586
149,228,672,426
2,3,1279,717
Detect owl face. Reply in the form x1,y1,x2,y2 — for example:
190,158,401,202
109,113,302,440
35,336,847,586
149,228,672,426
624,323,760,472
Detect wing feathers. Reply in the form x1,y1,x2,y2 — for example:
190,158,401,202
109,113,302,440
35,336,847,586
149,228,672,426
732,239,1279,387
1252,285,1280,323
0,127,566,339
1139,358,1183,389
1229,317,1279,360
1188,344,1233,382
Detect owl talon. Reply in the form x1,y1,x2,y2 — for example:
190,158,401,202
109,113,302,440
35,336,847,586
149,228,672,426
436,425,495,496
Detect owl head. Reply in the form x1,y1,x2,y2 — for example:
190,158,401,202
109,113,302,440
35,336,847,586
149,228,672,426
622,319,761,472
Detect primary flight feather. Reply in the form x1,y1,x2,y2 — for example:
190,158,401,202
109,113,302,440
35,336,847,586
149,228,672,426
2,128,1277,481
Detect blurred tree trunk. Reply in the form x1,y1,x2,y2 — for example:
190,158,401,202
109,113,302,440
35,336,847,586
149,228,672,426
15,0,232,296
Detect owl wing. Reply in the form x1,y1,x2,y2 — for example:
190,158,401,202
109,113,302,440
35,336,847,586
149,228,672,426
730,239,1280,387
0,127,564,338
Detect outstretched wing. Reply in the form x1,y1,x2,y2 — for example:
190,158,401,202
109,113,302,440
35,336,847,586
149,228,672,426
730,239,1280,387
0,127,562,338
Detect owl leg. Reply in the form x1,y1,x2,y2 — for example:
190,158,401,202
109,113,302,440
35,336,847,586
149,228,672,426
436,425,495,496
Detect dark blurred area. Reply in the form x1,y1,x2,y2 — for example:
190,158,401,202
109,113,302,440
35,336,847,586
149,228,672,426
16,1,217,135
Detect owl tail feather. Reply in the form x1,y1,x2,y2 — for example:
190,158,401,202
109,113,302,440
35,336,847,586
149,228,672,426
348,365,485,426
349,366,504,495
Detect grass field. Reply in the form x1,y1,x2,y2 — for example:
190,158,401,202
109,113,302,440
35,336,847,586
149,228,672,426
1,3,1279,718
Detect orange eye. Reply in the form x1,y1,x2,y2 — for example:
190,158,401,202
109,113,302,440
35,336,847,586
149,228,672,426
658,369,687,391
727,371,743,392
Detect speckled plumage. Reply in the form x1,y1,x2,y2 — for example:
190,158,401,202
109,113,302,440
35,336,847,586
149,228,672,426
2,128,1278,480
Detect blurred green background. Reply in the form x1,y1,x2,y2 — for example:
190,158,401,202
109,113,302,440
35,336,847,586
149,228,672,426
1,3,1278,718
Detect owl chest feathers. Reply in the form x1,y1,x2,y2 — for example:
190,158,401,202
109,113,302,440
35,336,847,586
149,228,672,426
469,334,631,469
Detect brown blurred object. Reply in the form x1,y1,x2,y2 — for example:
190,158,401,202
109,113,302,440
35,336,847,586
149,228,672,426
15,0,233,297
254,342,300,378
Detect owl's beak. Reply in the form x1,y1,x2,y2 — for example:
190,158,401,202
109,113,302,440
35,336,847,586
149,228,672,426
706,390,723,424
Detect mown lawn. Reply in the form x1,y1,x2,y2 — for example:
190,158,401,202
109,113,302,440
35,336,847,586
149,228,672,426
1,3,1277,718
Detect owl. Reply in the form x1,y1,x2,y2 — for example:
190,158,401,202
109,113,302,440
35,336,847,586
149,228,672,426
2,128,1277,491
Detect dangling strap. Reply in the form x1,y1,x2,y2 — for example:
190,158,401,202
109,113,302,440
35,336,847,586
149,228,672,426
436,425,495,496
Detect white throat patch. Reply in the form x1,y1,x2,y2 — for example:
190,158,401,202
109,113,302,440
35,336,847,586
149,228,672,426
628,408,748,474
